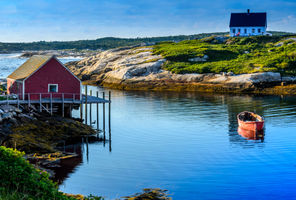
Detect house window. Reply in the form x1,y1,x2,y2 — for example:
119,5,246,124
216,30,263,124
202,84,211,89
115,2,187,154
232,29,235,34
252,29,255,33
258,28,261,33
48,84,58,93
238,28,241,33
244,29,247,34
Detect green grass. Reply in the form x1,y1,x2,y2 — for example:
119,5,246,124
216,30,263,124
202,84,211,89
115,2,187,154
152,35,296,75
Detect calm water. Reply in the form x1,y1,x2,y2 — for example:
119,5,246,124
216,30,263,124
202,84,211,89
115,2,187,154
64,87,296,200
2,55,296,199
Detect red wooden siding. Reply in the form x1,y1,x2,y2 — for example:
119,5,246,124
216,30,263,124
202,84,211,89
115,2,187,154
24,58,81,100
7,79,23,96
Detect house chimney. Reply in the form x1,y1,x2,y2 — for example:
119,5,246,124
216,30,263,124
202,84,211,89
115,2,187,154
247,9,250,14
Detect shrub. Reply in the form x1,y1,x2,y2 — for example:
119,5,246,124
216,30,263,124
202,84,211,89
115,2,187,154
0,146,73,200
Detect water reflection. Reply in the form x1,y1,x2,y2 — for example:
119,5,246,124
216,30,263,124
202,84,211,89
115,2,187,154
53,135,112,184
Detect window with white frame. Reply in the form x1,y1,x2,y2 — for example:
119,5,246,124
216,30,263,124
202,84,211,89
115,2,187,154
232,29,235,34
48,84,58,93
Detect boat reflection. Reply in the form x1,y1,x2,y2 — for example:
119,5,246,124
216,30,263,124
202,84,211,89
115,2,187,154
238,126,264,141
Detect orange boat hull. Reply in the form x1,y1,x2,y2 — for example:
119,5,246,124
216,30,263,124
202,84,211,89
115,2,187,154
238,120,264,131
238,126,264,140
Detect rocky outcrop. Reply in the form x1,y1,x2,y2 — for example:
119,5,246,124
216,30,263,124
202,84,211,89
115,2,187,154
0,105,95,153
66,46,296,93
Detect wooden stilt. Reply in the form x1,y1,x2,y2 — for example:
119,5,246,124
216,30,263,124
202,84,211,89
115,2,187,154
69,105,72,118
85,85,88,124
103,92,105,134
28,93,30,107
108,91,111,132
80,103,83,120
17,94,19,109
90,90,92,126
39,93,42,112
62,93,64,117
96,91,99,131
50,93,53,115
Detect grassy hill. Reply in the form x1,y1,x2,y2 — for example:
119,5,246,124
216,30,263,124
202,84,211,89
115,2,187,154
0,31,293,52
153,35,296,75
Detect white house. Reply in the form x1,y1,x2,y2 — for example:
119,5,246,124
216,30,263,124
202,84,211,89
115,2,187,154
229,9,267,37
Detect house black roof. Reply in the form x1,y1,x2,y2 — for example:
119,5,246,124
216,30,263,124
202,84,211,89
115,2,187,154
230,12,267,27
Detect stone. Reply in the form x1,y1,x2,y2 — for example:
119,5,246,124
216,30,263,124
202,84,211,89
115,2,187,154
8,118,18,125
15,108,22,113
0,105,16,113
2,112,13,120
227,72,234,76
188,56,208,62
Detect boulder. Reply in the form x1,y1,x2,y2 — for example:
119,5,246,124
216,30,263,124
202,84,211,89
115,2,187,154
0,105,16,113
2,112,13,120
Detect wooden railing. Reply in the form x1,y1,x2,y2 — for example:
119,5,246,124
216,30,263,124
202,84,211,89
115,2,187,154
20,93,81,101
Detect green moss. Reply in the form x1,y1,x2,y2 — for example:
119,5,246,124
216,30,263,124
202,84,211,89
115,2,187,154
9,117,96,153
152,35,296,75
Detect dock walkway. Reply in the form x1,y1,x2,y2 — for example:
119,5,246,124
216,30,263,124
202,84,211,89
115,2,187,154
0,94,110,105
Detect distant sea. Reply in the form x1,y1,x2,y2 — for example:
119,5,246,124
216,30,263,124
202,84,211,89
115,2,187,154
0,53,82,79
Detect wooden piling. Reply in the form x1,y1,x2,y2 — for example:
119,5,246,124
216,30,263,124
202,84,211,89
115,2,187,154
90,90,92,126
17,94,19,109
103,92,105,133
28,93,30,107
80,103,83,120
85,85,88,124
50,93,53,115
108,91,111,132
62,93,64,117
96,91,99,131
39,93,42,112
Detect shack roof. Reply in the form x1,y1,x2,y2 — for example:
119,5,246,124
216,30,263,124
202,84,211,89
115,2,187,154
7,55,52,80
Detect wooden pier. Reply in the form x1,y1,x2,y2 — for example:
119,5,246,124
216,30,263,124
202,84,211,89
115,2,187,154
1,86,111,134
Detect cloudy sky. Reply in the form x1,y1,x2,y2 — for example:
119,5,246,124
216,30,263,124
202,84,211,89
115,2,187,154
0,0,295,42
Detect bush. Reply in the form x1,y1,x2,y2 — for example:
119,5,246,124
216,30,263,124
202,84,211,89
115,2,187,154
0,146,73,200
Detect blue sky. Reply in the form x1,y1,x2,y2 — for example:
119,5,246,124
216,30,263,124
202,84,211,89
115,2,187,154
0,0,295,42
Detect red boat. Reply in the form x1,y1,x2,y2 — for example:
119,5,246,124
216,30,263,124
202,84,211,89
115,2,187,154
237,111,264,131
238,126,264,140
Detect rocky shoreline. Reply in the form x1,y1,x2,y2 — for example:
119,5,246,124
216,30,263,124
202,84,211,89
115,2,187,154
19,49,100,58
66,46,296,95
